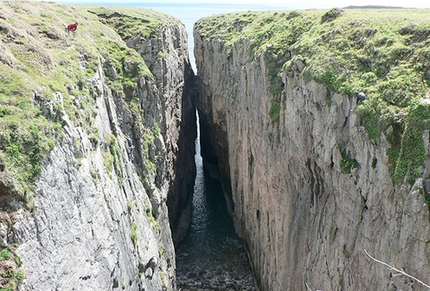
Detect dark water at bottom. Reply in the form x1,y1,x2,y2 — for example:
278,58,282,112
176,115,254,291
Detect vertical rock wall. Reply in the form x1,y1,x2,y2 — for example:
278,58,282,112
126,20,197,246
195,32,430,291
0,5,195,290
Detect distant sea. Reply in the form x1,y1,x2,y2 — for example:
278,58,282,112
62,2,294,70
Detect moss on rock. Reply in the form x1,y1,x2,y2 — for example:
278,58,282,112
0,1,179,205
195,8,430,183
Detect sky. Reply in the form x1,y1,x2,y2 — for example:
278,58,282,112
50,0,430,9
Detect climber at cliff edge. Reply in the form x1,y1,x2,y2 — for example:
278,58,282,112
65,22,78,37
355,91,366,104
350,91,367,113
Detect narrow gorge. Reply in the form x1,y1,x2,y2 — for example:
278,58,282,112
1,2,430,291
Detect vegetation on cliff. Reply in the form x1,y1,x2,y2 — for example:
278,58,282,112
0,2,181,289
195,8,430,184
0,244,24,291
0,1,178,203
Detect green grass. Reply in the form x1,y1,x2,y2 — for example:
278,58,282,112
0,249,11,261
0,247,25,291
160,271,167,289
146,206,161,232
0,2,176,205
195,8,430,184
85,6,177,40
103,134,125,178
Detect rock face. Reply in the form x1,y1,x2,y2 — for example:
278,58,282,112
124,15,197,247
195,19,430,291
0,3,195,290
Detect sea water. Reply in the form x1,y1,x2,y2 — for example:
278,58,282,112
175,112,255,290
109,3,287,289
61,2,293,289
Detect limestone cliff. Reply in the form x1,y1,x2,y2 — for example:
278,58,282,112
0,2,195,290
195,9,430,291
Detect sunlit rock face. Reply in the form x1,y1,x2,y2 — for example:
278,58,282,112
194,20,430,291
0,3,195,290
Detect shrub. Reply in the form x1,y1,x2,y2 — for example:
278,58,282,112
0,249,11,261
340,147,359,174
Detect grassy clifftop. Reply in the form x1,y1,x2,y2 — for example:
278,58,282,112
195,8,430,184
0,1,180,203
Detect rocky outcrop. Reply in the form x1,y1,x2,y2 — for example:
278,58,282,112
195,12,430,291
0,2,195,290
124,10,197,247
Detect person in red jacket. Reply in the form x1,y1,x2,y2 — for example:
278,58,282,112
65,22,78,37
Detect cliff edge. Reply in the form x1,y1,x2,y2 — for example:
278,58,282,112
195,8,430,291
0,2,195,290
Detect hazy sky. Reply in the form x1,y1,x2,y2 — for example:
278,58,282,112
53,0,430,9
